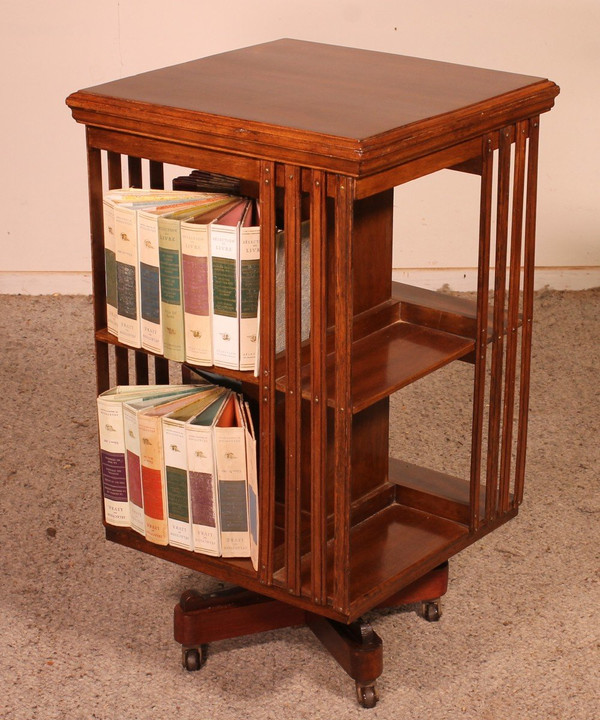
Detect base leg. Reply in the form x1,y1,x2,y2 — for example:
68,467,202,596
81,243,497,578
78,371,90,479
306,613,383,708
174,586,305,660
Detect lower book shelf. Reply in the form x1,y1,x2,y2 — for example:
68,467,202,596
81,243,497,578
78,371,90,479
105,457,518,623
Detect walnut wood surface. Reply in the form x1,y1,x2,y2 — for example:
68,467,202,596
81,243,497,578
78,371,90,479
277,320,474,414
67,39,559,176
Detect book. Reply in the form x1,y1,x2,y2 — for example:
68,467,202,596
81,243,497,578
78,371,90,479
239,201,261,371
162,388,227,550
97,384,201,528
173,169,242,195
102,197,118,335
214,393,251,558
114,201,142,347
242,400,259,570
181,200,241,367
138,194,233,355
185,390,232,557
210,200,249,370
137,387,224,545
159,200,235,363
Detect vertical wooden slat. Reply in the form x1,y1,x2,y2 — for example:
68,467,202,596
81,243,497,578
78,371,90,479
127,156,149,384
258,160,277,586
128,156,143,188
87,135,110,395
485,127,511,521
499,121,528,513
148,159,169,383
469,134,494,531
284,165,303,595
332,175,354,614
149,160,165,190
106,151,129,385
514,117,540,506
310,168,328,605
107,151,122,190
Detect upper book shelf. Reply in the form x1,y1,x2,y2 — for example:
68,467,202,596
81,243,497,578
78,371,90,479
66,38,559,179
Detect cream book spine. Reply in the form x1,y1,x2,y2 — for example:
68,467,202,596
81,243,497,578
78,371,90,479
239,203,260,371
162,417,194,550
138,411,169,545
181,219,213,366
214,394,250,557
138,208,165,355
210,201,247,370
114,203,141,348
97,396,131,527
159,215,187,362
102,197,118,336
123,403,146,536
243,401,259,571
186,391,231,557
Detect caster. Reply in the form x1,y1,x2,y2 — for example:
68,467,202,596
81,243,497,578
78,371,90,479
421,598,442,622
182,645,205,672
356,682,379,709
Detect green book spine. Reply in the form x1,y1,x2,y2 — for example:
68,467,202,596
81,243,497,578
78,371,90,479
159,217,185,362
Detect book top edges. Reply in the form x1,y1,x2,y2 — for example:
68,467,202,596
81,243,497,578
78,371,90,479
66,39,559,172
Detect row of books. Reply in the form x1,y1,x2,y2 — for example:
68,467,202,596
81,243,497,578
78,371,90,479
97,383,259,570
103,188,260,372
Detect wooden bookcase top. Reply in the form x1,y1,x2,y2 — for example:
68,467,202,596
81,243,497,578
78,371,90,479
66,39,559,176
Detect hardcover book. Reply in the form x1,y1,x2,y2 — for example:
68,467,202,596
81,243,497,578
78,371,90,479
210,200,249,370
185,390,232,557
213,393,251,558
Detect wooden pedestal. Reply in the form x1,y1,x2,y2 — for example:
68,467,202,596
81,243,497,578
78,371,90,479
174,563,448,708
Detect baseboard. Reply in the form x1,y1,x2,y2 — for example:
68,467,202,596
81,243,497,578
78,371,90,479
1,268,598,295
392,267,600,292
0,272,93,295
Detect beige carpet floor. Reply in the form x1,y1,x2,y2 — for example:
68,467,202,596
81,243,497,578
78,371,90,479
0,290,598,720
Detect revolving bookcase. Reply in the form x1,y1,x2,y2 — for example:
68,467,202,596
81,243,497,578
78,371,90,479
66,39,559,708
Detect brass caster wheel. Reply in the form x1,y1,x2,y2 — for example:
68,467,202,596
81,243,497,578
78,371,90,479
182,645,205,672
356,682,379,709
421,598,442,622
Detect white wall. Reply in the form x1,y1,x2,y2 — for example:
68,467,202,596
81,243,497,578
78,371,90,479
1,0,598,293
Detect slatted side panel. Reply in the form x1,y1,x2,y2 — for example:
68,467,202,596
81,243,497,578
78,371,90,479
470,118,540,529
514,117,541,506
